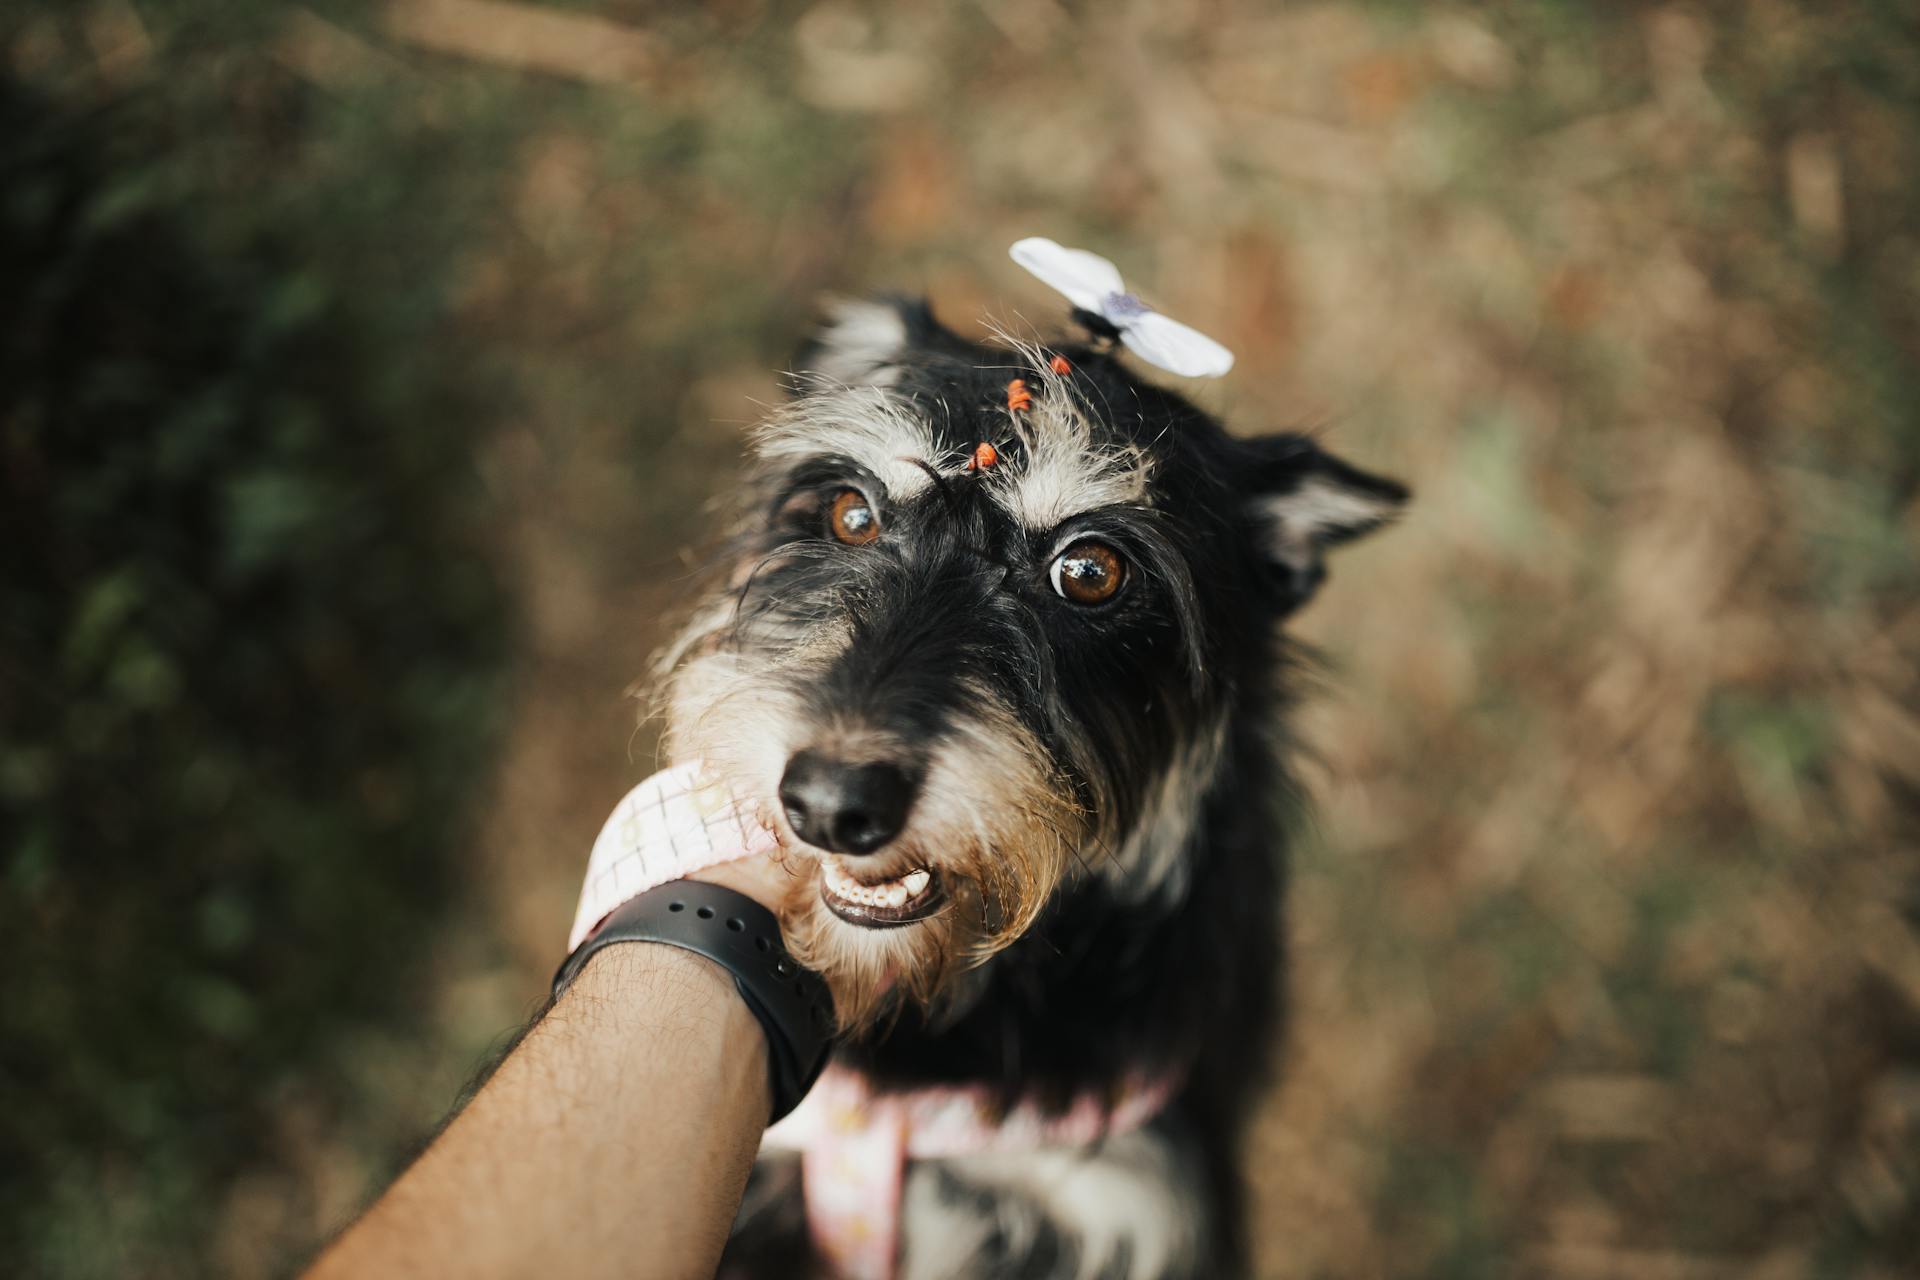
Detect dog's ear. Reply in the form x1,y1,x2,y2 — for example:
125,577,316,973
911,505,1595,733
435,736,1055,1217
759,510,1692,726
793,295,960,393
1242,434,1407,614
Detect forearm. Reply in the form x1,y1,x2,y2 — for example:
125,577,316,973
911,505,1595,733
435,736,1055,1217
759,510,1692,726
308,944,769,1280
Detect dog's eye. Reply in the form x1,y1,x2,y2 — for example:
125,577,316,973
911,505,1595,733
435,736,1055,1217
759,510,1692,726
1049,540,1126,605
828,489,880,546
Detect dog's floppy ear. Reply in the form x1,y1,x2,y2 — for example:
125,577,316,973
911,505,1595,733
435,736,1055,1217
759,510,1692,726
1242,434,1407,614
792,295,961,393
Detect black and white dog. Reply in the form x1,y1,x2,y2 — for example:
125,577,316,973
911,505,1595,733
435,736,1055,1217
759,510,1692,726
662,294,1405,1279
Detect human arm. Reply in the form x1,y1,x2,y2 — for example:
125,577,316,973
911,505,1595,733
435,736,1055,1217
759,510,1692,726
306,940,766,1280
308,853,801,1280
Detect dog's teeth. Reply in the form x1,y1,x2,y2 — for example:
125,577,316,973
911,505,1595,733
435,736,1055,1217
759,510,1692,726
821,858,938,915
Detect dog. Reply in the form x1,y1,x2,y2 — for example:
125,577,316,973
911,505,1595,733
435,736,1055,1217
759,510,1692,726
659,293,1405,1279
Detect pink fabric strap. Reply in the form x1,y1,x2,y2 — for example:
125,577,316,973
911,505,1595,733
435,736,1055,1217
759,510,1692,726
761,1065,1180,1280
567,763,779,953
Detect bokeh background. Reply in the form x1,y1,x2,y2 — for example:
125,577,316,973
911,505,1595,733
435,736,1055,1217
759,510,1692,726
5,1,1918,1276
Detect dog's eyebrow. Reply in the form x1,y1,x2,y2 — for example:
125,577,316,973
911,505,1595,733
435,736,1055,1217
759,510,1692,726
977,375,1153,532
754,388,939,503
996,441,1153,532
903,456,964,522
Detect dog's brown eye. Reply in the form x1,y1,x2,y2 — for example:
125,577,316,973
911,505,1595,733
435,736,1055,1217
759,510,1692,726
829,489,879,545
1049,540,1126,605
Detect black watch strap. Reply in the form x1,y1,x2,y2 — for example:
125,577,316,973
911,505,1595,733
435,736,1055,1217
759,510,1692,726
551,880,835,1124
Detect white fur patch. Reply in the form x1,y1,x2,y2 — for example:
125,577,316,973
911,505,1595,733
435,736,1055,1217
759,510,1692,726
664,649,819,813
900,1129,1203,1280
1274,473,1398,534
986,343,1154,532
910,686,1082,948
1100,713,1227,902
1254,472,1401,572
1008,420,1152,531
806,296,911,388
755,386,938,505
896,1163,1004,1280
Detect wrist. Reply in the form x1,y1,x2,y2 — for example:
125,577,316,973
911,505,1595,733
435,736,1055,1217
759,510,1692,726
553,882,836,1123
564,938,744,1020
559,943,770,1106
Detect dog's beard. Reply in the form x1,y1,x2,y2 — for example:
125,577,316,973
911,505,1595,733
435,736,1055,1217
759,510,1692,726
661,640,1085,1029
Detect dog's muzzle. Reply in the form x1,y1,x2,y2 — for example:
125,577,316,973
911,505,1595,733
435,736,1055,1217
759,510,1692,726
778,749,947,929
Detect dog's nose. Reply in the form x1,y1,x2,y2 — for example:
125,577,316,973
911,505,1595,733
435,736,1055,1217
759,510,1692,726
778,751,916,855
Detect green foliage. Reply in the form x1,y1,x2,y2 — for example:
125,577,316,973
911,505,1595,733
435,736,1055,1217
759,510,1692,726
0,78,508,1273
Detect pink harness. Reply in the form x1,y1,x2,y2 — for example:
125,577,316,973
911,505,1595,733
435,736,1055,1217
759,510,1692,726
761,1066,1179,1280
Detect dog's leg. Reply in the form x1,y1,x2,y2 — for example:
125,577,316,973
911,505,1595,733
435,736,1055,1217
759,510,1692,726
897,1126,1213,1280
719,1152,822,1280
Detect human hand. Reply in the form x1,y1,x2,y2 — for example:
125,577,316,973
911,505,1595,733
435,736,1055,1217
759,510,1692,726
684,852,806,916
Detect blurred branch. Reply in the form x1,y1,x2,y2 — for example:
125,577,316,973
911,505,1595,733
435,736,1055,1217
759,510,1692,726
83,1,152,84
383,0,658,88
279,9,415,88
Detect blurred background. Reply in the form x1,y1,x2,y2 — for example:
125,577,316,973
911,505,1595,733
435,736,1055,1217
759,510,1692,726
3,1,1917,1276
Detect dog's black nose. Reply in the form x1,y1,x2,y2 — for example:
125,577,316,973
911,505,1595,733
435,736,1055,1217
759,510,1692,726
778,751,916,855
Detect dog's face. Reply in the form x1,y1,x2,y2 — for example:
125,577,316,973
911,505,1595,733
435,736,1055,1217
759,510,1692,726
664,300,1404,1025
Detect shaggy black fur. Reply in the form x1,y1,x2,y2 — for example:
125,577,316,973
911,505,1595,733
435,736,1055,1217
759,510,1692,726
714,299,1405,1279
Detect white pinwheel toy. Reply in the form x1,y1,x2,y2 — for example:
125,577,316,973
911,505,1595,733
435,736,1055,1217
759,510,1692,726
1008,237,1235,379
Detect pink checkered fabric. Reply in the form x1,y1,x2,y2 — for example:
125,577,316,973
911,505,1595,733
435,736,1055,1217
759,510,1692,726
567,763,780,952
